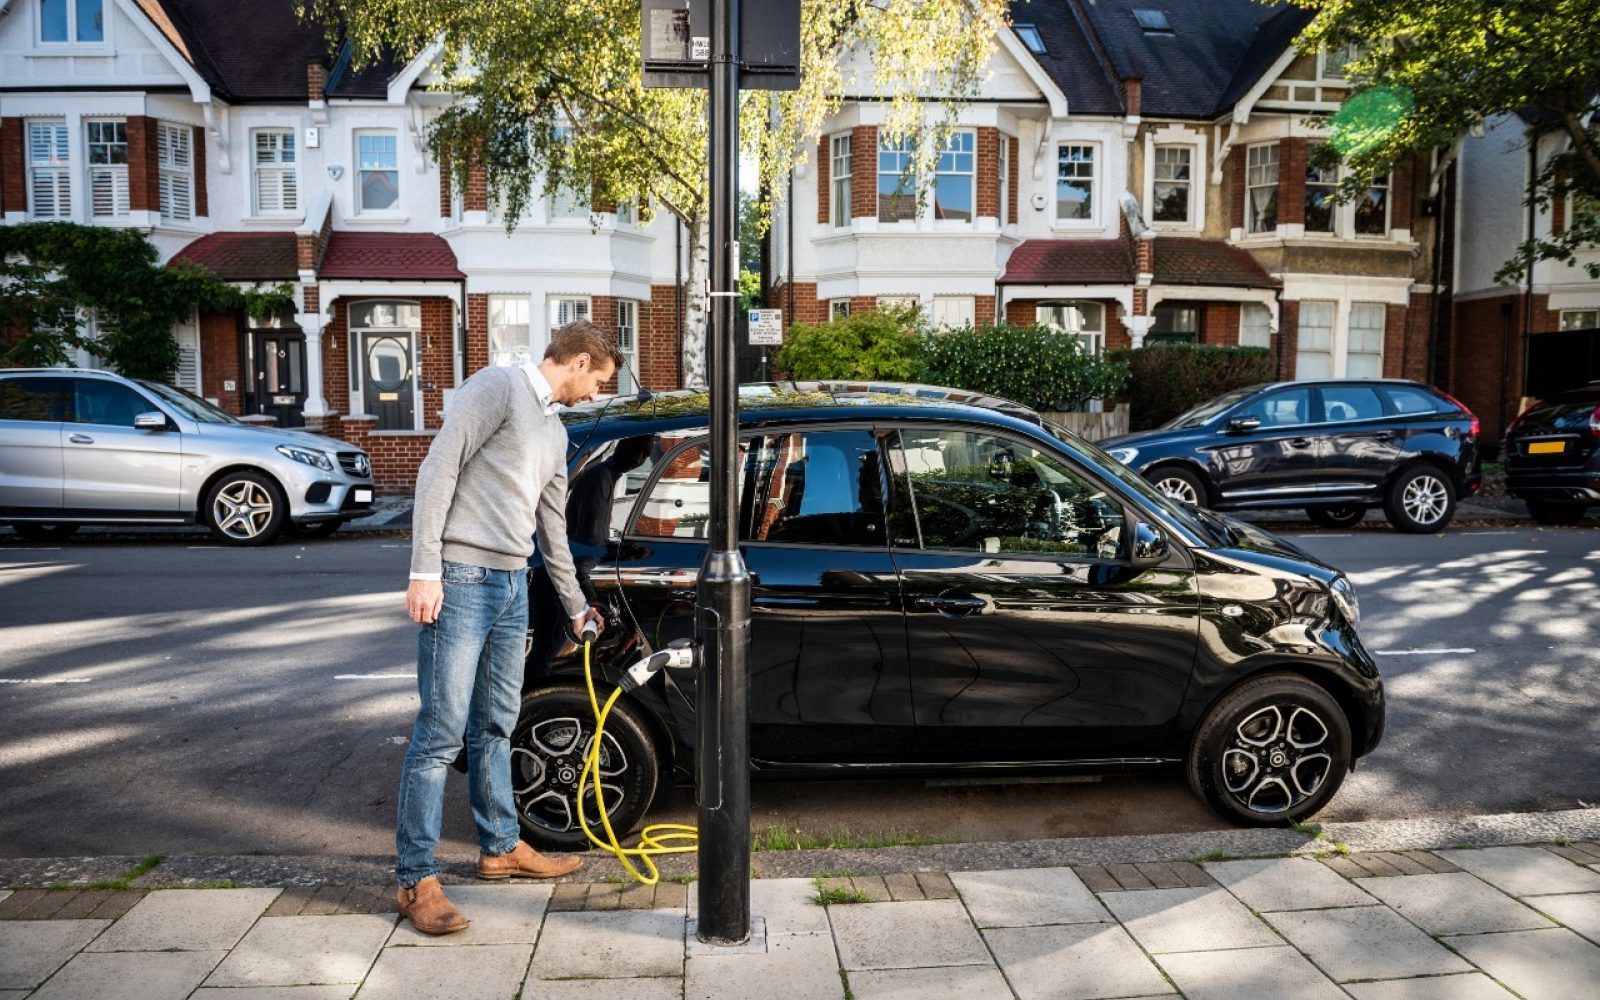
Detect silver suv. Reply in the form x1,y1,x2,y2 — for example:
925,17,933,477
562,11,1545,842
0,369,373,545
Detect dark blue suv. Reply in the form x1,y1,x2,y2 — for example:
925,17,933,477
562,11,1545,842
1099,380,1481,532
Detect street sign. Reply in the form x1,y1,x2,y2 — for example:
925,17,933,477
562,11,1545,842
641,0,800,90
748,309,783,345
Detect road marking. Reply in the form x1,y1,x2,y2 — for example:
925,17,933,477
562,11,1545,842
0,678,91,684
1374,648,1477,656
335,673,415,680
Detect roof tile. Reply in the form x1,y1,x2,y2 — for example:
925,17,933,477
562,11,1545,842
171,232,299,281
318,232,464,281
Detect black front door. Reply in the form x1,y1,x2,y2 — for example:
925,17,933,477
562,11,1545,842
362,331,416,430
247,330,306,428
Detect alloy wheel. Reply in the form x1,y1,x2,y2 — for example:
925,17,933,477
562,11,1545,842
1401,474,1449,526
212,480,277,540
512,715,629,834
1156,476,1200,505
1221,704,1333,814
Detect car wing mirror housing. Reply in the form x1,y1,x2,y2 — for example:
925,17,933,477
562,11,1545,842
1226,416,1261,434
134,412,168,431
1130,519,1169,568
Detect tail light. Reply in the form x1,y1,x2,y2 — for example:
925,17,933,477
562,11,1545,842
1436,390,1479,437
1590,405,1600,435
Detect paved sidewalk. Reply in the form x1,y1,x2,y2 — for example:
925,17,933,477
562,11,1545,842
4,812,1599,999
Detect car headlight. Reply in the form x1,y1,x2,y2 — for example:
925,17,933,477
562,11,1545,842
1330,575,1360,627
276,444,334,471
1106,447,1139,466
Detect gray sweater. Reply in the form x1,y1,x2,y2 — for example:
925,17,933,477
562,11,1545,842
409,365,586,618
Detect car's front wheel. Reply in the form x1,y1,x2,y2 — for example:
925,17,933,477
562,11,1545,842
204,471,288,546
511,686,661,851
1525,500,1588,526
1384,466,1456,533
1306,505,1366,529
1187,674,1352,826
9,523,79,542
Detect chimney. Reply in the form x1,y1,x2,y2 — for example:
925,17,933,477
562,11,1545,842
1123,77,1143,118
308,60,327,102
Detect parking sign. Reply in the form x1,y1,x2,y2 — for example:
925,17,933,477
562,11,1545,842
748,309,783,345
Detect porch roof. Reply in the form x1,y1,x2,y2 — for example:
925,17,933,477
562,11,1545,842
318,233,466,281
999,237,1278,290
171,232,299,282
1153,237,1279,289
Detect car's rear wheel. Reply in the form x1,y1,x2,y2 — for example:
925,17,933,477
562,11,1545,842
511,686,660,851
1149,465,1208,507
1188,674,1352,826
1306,505,1366,529
204,471,287,546
1525,500,1588,526
10,523,79,542
1384,466,1456,533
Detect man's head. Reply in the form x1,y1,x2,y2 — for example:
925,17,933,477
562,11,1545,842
539,320,623,405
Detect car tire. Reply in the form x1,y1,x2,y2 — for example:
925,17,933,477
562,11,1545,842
511,686,661,851
293,519,344,539
1525,500,1588,526
204,471,288,546
1383,466,1456,533
1187,673,1352,826
1148,465,1208,507
1306,505,1366,529
10,523,79,542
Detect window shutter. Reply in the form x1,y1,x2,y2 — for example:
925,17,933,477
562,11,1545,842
158,124,193,222
28,121,71,218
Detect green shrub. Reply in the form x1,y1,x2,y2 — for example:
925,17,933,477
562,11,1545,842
1111,342,1277,430
775,306,924,381
921,323,1129,411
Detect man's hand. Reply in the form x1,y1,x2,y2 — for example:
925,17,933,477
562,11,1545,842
407,579,444,625
571,606,605,642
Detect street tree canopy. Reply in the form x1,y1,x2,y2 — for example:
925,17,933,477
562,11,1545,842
304,0,1010,384
1288,0,1600,280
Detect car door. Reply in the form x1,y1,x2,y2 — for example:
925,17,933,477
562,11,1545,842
0,377,69,514
62,378,184,514
1311,383,1397,498
1209,386,1321,505
612,424,913,765
887,423,1200,762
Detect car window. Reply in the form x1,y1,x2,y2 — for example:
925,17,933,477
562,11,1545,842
896,427,1125,558
1232,388,1311,427
1165,388,1258,429
137,380,238,424
1514,399,1600,431
740,430,885,546
1382,386,1448,416
73,379,155,428
630,433,738,540
568,435,658,546
0,378,69,421
1319,386,1385,423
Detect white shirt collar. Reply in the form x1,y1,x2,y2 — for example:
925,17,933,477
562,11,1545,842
520,363,561,416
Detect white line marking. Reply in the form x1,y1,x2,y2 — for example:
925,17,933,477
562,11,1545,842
1374,648,1477,656
0,678,92,684
335,673,415,680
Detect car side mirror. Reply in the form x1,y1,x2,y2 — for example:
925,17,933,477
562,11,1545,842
1130,519,1169,568
1226,416,1261,434
133,412,168,431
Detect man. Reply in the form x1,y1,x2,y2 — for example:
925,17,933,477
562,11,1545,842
397,320,619,935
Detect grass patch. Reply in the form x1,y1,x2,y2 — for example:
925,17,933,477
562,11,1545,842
46,882,78,892
1555,836,1574,847
811,874,873,906
196,880,239,889
840,969,857,1000
811,869,859,880
753,827,952,852
1287,819,1325,840
1332,841,1352,856
88,853,165,891
1190,849,1230,864
667,874,696,885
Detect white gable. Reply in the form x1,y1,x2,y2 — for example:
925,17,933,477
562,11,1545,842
0,0,205,99
835,25,1064,116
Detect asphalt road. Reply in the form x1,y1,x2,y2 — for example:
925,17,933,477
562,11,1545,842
1,524,1597,859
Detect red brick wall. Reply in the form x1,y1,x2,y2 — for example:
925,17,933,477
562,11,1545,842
338,416,434,494
466,157,488,213
1277,138,1306,227
816,135,829,225
1004,298,1127,347
1005,298,1036,326
1405,293,1432,382
1278,299,1299,380
439,152,453,219
1201,302,1241,345
769,282,826,330
199,309,243,414
192,125,208,218
465,293,489,375
641,283,683,391
589,295,620,394
1229,145,1246,230
1007,137,1019,225
418,298,454,429
975,294,997,328
126,117,158,213
1383,303,1408,378
977,127,999,219
851,126,877,221
1391,153,1414,232
307,61,327,101
320,300,350,419
1450,292,1553,440
0,118,23,215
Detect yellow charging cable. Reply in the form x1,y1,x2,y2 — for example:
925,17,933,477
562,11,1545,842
576,641,698,884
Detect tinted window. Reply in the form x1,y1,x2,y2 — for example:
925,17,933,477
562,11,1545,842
1319,385,1384,423
1516,399,1599,431
0,378,69,421
137,380,237,425
1165,388,1257,429
73,379,154,427
632,435,734,540
898,427,1125,558
1233,388,1311,427
568,435,658,547
741,430,885,546
1383,386,1448,416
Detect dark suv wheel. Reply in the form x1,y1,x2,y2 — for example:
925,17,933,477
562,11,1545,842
1149,465,1207,507
1384,466,1456,533
1306,505,1365,529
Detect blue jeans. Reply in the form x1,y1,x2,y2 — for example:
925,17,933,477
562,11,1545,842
396,561,527,887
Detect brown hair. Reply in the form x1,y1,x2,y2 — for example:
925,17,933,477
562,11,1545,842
545,319,624,371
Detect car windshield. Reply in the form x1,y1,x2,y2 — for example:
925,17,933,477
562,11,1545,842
1071,434,1226,546
136,380,239,425
1163,388,1258,430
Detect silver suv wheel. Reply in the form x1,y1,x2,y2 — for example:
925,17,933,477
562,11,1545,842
204,471,287,546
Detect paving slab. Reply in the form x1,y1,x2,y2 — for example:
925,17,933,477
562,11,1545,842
1267,905,1473,981
0,890,9,905
1156,945,1347,1000
536,980,684,1000
684,930,843,1000
829,899,991,970
204,914,396,987
1355,873,1553,935
1446,927,1600,1000
1098,887,1279,954
353,942,532,1000
1436,846,1600,897
951,867,1110,928
1532,891,1600,945
1205,857,1376,912
848,966,1018,1000
0,919,110,989
531,909,684,980
386,884,548,946
749,877,829,935
28,950,225,1000
193,989,356,1000
1343,972,1519,1000
985,922,1171,1000
87,888,279,952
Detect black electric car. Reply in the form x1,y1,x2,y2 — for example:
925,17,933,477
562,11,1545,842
1504,384,1600,524
515,382,1383,848
1099,380,1481,532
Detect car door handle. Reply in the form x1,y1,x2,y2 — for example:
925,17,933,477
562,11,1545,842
69,433,94,445
913,595,987,612
1371,431,1395,441
1288,438,1311,448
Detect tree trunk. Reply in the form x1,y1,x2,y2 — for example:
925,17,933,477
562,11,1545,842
1557,110,1600,191
681,212,710,389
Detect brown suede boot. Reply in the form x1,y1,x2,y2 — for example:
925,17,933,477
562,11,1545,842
478,841,583,880
396,876,470,935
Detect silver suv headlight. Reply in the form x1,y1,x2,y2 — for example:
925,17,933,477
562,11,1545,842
276,444,334,471
1106,447,1139,466
1330,575,1360,628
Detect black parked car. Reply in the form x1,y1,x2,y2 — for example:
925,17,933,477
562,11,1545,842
513,382,1382,847
1099,380,1482,532
1504,384,1600,524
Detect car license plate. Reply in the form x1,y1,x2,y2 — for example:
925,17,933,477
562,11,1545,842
353,488,373,503
1528,440,1566,455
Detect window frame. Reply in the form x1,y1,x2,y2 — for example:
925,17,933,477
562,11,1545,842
27,119,71,220
487,294,534,368
616,298,640,394
829,299,852,321
84,118,128,219
354,129,401,215
932,128,976,224
1559,309,1599,331
1014,24,1046,55
1037,301,1105,355
251,128,299,217
829,133,852,229
1151,144,1193,226
1294,300,1337,380
1245,142,1279,235
876,132,918,225
998,134,1010,227
1315,384,1388,425
156,121,193,224
1240,302,1273,348
38,0,104,45
930,295,976,331
1054,142,1098,225
1345,301,1386,378
1318,41,1369,82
